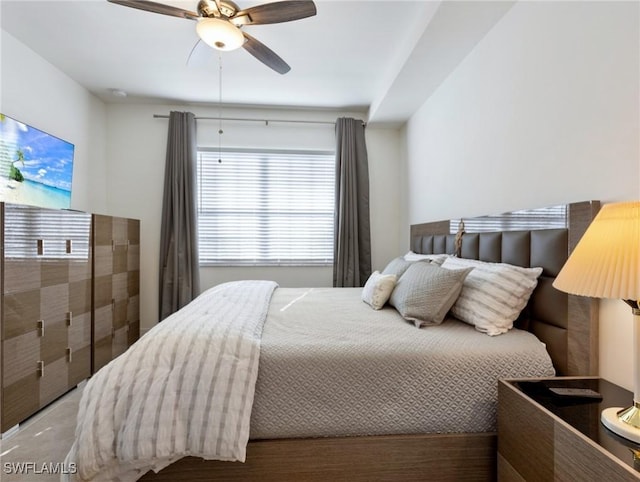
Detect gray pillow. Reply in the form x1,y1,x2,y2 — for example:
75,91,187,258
382,257,415,278
389,262,473,328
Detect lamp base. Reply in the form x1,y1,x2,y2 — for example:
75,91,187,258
602,405,640,444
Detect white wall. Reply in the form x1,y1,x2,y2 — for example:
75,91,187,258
0,30,108,213
366,126,404,271
403,1,640,389
106,103,404,331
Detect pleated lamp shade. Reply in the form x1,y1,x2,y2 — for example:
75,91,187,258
553,201,640,301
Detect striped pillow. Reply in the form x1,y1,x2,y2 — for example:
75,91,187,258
441,257,543,336
403,252,450,265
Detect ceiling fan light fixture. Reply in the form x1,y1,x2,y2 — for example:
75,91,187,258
196,17,244,51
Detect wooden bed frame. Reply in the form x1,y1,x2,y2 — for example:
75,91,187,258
140,200,600,481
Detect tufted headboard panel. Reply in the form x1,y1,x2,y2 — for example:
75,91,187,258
409,201,600,376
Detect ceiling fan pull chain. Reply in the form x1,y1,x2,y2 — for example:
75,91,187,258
218,53,223,164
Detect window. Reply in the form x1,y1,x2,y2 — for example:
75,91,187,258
449,205,567,233
197,148,335,266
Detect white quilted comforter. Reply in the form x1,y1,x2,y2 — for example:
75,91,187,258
65,280,277,482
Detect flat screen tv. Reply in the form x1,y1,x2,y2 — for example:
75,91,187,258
0,113,74,209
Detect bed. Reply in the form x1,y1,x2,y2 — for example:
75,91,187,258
66,200,600,481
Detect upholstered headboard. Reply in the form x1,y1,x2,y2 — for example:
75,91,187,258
409,201,600,376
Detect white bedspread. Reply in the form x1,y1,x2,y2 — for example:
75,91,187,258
64,280,277,482
250,287,556,438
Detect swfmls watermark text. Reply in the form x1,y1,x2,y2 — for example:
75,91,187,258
3,462,77,475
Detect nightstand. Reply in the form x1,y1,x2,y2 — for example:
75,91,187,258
498,377,640,481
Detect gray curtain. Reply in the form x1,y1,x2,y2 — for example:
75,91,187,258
333,117,372,287
159,111,200,320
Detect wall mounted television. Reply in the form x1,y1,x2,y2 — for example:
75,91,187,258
0,113,74,209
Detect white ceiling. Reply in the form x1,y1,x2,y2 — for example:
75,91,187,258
0,0,514,124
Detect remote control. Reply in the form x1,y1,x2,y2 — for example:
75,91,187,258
548,387,603,399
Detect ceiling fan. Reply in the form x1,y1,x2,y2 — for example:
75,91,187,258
107,0,317,74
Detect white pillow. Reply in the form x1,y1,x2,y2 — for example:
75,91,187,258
404,251,449,266
361,271,397,310
441,257,543,336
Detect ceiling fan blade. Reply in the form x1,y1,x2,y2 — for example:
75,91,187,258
107,0,199,20
242,32,290,74
234,1,316,25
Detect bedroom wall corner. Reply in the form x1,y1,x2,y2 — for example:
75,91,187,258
398,122,410,252
365,125,405,270
0,29,109,213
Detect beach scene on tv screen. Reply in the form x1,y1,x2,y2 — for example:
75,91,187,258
0,114,74,209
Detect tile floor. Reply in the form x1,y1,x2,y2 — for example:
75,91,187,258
0,386,82,481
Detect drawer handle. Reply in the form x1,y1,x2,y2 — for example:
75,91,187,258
66,239,73,254
67,311,73,327
37,319,45,337
37,239,44,256
37,361,44,377
67,347,72,363
112,328,116,339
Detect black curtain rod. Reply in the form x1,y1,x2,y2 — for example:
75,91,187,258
152,114,365,127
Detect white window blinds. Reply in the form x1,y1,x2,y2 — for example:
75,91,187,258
197,148,335,266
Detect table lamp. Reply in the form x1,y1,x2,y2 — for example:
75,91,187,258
553,201,640,443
